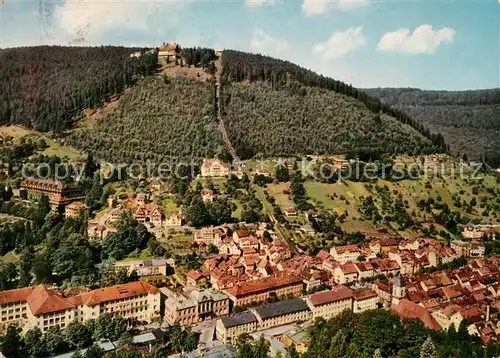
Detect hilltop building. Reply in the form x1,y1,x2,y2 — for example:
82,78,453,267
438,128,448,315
158,42,180,61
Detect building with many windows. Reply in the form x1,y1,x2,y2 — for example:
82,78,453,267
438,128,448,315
223,274,303,306
20,178,85,211
200,158,229,178
306,286,353,320
161,287,229,326
330,245,360,264
65,201,88,219
216,311,258,345
216,298,311,345
352,288,379,313
0,281,160,333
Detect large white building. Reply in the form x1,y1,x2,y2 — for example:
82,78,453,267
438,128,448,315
0,281,161,334
200,158,229,178
330,245,360,264
162,286,229,326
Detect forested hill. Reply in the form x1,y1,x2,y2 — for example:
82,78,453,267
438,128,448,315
365,87,500,166
0,46,157,133
220,51,446,159
67,76,226,164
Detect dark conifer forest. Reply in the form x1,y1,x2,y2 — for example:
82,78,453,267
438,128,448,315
0,46,157,133
221,50,447,152
365,88,500,166
0,46,460,164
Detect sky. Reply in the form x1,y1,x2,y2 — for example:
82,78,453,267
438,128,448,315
0,0,498,90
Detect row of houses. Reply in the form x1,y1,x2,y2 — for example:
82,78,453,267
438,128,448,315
215,285,378,345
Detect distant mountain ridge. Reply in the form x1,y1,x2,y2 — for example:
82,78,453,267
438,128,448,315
0,46,449,163
365,87,500,166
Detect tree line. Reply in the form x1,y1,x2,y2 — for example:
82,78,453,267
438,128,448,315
220,50,447,152
0,46,157,134
365,87,500,166
220,80,441,160
67,76,226,165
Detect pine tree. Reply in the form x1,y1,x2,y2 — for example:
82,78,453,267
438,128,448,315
420,337,437,358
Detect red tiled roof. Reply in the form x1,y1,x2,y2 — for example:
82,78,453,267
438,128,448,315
309,285,353,306
0,282,159,315
381,239,398,247
316,250,330,261
234,230,249,238
332,245,359,254
0,287,35,305
27,286,74,315
341,262,358,274
71,281,159,307
459,308,482,324
224,274,302,298
67,201,87,209
353,288,377,301
186,270,208,281
391,299,441,330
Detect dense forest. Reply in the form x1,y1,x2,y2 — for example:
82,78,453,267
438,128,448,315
67,76,226,164
234,309,495,358
221,80,440,159
180,47,217,68
365,88,500,166
0,46,157,133
301,310,493,358
221,51,447,154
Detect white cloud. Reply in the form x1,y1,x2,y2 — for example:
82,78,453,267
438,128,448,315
54,0,192,44
377,25,455,54
245,0,275,8
313,27,366,60
250,29,288,55
302,0,370,15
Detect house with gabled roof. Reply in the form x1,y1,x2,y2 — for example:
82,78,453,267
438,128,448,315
201,158,229,177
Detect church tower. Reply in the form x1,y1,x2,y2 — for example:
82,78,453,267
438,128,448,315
392,274,406,305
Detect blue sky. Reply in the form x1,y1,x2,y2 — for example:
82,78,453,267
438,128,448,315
0,0,498,90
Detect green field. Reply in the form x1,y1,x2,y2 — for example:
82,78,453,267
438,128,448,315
158,194,179,215
0,125,85,162
163,231,194,254
118,248,155,262
265,182,294,209
0,251,19,265
231,199,244,220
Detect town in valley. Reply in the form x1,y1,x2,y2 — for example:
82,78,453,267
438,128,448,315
0,9,499,356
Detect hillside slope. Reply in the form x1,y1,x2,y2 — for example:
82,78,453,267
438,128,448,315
220,51,445,159
0,46,157,133
66,76,226,164
365,88,500,166
66,77,224,164
223,81,437,159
